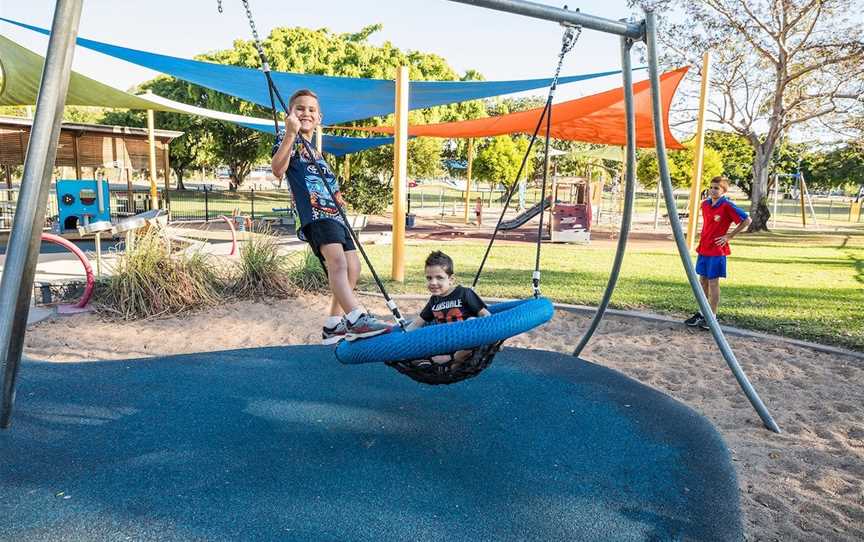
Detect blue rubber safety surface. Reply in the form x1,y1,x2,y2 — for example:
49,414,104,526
0,346,743,541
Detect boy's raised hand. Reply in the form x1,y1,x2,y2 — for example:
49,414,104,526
284,112,302,134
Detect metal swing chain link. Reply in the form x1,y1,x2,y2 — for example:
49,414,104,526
219,0,271,71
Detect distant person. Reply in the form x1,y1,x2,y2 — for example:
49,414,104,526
406,251,491,363
684,176,752,330
474,197,483,225
271,88,391,344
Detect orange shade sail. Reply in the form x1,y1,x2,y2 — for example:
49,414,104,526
344,67,688,149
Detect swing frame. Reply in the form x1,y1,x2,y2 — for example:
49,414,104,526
0,0,779,433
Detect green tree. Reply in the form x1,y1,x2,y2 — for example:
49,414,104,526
474,136,534,187
636,141,723,190
644,0,864,230
704,130,754,190
810,143,864,191
201,24,488,184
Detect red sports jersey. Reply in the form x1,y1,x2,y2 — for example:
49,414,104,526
697,196,748,256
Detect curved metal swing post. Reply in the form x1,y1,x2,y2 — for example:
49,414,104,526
644,10,780,433
573,33,638,357
0,0,84,429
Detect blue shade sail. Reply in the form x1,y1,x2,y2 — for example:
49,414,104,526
1,17,628,125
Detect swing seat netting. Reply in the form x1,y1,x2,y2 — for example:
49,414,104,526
335,297,554,385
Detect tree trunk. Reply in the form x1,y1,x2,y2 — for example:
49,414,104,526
748,146,773,232
175,170,186,191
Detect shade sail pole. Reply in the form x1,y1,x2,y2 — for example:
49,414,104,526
391,66,409,282
0,0,84,429
573,32,637,357
644,10,780,433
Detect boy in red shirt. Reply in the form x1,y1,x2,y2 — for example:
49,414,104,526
684,176,752,329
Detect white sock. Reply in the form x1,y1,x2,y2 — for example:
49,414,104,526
324,316,342,328
346,308,364,325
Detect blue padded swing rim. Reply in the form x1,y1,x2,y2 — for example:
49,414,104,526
335,297,555,365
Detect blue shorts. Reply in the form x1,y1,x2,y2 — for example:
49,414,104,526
695,254,726,279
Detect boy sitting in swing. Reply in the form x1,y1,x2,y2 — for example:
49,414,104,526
407,251,491,362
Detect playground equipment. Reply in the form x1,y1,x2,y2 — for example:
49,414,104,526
772,171,819,228
498,197,550,230
550,176,592,243
55,179,110,231
0,0,778,433
38,232,95,313
495,178,593,242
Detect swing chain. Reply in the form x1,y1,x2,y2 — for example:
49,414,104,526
532,21,579,298
549,11,582,99
218,0,270,71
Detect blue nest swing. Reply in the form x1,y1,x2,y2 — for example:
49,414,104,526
336,298,554,384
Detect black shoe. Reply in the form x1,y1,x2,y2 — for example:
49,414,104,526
684,312,703,327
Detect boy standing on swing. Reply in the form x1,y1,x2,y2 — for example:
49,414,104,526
271,89,391,344
684,176,751,330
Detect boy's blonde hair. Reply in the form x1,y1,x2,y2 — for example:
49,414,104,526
710,175,730,192
288,89,320,110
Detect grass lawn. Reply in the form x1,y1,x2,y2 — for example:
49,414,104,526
360,227,864,351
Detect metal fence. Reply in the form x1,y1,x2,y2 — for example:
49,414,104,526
1,185,860,231
0,189,58,230
0,187,296,230
166,187,293,222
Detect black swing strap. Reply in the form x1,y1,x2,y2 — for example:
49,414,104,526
220,0,407,327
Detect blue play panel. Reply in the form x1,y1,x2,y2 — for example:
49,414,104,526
0,346,743,541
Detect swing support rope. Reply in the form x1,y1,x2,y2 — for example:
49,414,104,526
221,0,408,328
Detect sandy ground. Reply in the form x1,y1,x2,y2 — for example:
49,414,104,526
22,294,864,541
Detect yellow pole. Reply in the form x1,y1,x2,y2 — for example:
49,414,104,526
463,138,474,224
686,51,711,251
391,66,409,282
145,91,159,209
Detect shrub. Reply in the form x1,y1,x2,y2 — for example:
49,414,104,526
230,223,295,299
286,249,329,294
94,228,222,319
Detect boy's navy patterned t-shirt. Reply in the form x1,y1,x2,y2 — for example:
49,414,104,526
271,130,347,239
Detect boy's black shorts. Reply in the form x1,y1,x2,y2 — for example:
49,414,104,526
302,219,356,271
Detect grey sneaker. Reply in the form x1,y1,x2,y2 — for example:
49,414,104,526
345,313,393,341
322,318,348,345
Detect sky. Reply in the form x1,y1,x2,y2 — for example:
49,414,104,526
0,0,654,105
